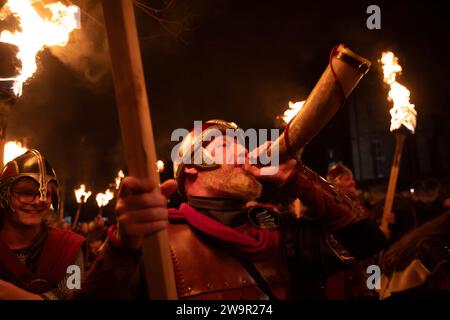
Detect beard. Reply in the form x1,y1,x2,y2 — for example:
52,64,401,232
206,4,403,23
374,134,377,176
198,165,262,202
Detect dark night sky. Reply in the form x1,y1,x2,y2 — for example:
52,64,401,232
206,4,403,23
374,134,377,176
3,0,449,217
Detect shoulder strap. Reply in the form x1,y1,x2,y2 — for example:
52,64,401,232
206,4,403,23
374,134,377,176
235,256,279,300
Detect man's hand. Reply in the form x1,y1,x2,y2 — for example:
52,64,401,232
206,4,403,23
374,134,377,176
115,177,178,251
246,141,298,185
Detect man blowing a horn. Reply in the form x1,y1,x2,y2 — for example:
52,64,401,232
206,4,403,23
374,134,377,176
77,119,386,300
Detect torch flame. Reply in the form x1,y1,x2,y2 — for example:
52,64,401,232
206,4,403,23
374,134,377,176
96,189,114,208
74,184,92,204
278,100,306,124
156,160,165,173
3,140,28,164
0,0,79,96
115,170,124,190
381,52,417,133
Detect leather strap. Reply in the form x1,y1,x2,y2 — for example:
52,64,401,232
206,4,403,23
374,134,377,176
333,50,370,75
235,257,278,300
187,196,244,212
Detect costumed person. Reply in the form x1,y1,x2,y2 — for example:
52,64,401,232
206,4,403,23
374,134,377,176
0,150,86,300
326,163,357,197
86,215,107,264
378,211,450,299
325,163,381,300
372,195,417,246
77,120,386,299
326,163,374,219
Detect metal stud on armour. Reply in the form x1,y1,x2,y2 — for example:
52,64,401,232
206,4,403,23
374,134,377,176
247,206,280,230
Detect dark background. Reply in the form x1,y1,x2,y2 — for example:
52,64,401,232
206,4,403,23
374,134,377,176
2,0,449,220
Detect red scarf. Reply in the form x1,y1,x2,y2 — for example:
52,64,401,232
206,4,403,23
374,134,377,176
169,203,281,262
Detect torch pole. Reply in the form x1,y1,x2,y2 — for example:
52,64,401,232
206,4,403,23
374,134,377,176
381,131,406,238
59,196,65,220
101,0,177,299
72,203,82,229
0,129,4,168
97,206,104,218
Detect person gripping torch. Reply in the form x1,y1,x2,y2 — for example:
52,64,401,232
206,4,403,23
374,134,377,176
71,38,387,299
380,51,417,239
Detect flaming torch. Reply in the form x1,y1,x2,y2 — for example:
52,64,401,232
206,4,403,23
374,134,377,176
0,0,79,166
115,169,125,190
0,0,79,96
380,51,417,238
95,189,114,217
73,184,92,229
156,160,165,173
275,100,306,159
3,140,28,164
278,100,306,125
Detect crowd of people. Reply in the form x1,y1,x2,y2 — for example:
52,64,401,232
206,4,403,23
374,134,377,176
0,119,448,300
322,163,449,299
52,215,108,266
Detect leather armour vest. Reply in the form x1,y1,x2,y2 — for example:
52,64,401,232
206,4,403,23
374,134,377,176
168,223,293,300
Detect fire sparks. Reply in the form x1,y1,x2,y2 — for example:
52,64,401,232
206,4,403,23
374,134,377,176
278,101,305,124
96,189,114,208
156,160,165,173
3,140,28,164
380,52,417,133
0,0,79,96
115,170,124,190
74,184,92,204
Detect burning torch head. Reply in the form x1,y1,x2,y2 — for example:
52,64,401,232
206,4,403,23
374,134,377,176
173,119,241,195
0,149,59,211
